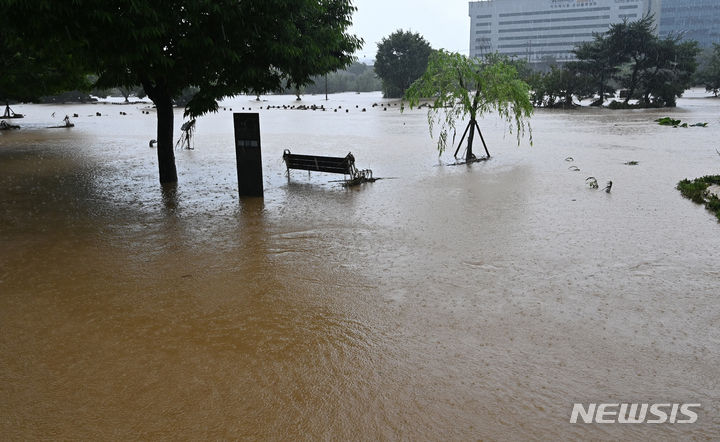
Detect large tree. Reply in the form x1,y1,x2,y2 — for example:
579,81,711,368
636,38,699,107
609,16,657,105
374,30,432,98
0,15,87,118
404,51,533,162
573,31,625,106
528,64,592,108
3,0,361,184
572,15,698,108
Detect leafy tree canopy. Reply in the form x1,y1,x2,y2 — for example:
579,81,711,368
634,37,699,107
0,14,87,105
573,29,626,106
528,64,592,108
374,30,432,98
2,0,361,183
609,15,657,103
568,15,699,108
404,50,533,160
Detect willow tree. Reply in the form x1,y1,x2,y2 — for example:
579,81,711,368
4,0,361,184
404,51,532,162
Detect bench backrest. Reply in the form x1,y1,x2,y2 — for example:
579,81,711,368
283,150,356,175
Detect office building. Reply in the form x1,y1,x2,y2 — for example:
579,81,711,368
469,0,662,63
659,0,720,49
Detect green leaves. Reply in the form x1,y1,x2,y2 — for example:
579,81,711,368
404,50,533,155
374,30,432,98
0,3,89,102
1,0,361,115
677,176,720,221
574,15,700,107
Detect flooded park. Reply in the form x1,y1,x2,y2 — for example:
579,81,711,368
1,90,719,439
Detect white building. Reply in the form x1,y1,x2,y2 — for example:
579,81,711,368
469,0,662,63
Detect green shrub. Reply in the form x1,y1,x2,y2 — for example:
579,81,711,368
677,175,720,221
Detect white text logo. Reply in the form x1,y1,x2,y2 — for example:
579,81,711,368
570,403,700,424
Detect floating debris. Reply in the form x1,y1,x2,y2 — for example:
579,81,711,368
175,119,196,150
586,177,599,189
0,120,20,130
568,166,580,171
604,181,613,193
656,117,708,128
624,161,639,166
656,117,681,126
47,115,74,128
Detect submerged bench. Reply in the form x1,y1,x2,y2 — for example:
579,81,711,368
283,149,372,183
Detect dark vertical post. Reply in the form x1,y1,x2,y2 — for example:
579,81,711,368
325,74,328,101
233,113,264,197
453,121,472,158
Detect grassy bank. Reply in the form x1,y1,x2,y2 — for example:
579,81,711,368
677,175,720,221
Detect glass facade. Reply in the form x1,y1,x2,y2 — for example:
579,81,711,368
660,0,720,48
469,0,661,62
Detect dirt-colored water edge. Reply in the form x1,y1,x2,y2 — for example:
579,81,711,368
1,91,719,439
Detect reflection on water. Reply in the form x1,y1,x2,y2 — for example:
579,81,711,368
1,92,719,439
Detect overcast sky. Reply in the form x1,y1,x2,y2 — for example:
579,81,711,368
348,0,472,61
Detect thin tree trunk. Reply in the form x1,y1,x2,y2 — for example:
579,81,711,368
597,74,605,106
466,119,475,161
454,122,472,158
625,61,640,104
155,95,178,184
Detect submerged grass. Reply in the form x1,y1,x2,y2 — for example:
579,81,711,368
677,175,720,221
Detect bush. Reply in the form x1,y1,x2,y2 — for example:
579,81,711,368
677,175,720,221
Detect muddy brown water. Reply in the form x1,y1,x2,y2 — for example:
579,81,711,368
1,92,719,439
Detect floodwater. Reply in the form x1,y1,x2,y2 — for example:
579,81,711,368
1,91,719,439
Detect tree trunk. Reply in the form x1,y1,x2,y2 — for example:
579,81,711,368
466,119,475,161
155,95,178,184
625,61,640,104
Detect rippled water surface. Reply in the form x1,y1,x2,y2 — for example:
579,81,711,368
1,91,719,439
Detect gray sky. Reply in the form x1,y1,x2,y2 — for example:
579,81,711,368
348,0,471,61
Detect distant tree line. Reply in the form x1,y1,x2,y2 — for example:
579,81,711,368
286,62,382,96
521,16,701,108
